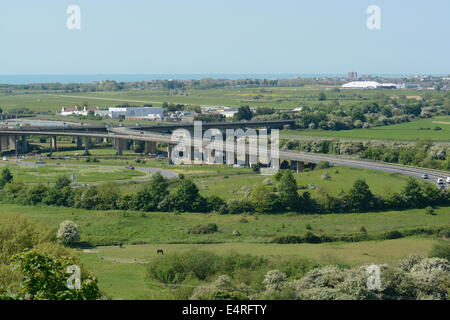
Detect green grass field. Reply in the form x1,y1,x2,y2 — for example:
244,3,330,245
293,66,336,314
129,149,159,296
1,163,146,184
282,116,450,142
194,166,412,199
1,204,448,245
77,238,439,299
0,87,442,113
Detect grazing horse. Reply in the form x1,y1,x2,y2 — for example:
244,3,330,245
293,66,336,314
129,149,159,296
157,249,164,255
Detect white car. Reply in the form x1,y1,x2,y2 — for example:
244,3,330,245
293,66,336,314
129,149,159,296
437,178,444,185
447,177,450,184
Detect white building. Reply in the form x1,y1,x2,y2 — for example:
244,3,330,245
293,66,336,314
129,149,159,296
61,106,165,120
341,81,380,89
341,81,398,90
100,106,165,120
60,106,99,116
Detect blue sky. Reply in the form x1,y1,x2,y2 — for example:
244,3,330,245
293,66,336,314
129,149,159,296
0,0,449,75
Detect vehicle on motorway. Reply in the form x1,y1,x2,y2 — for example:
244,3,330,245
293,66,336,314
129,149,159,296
447,177,450,184
125,165,135,170
421,173,429,179
437,178,444,184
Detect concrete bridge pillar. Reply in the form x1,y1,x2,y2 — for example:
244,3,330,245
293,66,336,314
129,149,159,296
116,139,127,156
8,136,17,151
84,137,90,155
145,141,157,155
167,145,173,160
21,136,28,153
76,137,83,149
290,160,304,173
0,136,8,152
50,136,57,151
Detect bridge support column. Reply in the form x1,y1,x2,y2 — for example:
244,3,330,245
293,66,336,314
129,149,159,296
290,160,304,173
76,137,83,149
84,137,90,155
50,136,57,151
145,141,157,155
167,145,173,160
298,161,304,172
245,154,250,167
21,136,28,153
8,136,16,151
116,139,127,156
0,136,8,152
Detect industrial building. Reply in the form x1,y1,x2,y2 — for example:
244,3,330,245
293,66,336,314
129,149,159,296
341,81,398,89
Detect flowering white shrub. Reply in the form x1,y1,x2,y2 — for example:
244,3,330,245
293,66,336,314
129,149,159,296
291,256,449,300
56,220,80,245
214,275,233,290
262,270,287,292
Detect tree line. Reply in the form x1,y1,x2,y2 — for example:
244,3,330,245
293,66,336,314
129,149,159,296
0,168,448,215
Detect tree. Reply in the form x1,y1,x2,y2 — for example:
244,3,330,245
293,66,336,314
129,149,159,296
56,220,80,245
278,171,300,211
0,168,13,188
351,108,366,123
250,184,280,214
169,178,206,212
346,179,374,212
381,107,393,117
6,250,101,300
262,270,287,292
318,92,327,101
402,178,424,207
235,106,253,121
55,175,71,189
133,173,168,211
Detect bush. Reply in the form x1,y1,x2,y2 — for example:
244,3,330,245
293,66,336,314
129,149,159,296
188,224,218,235
304,231,321,244
292,256,449,300
262,270,287,292
316,161,331,170
227,199,254,214
429,241,450,260
8,250,101,300
148,250,267,285
0,168,13,188
380,230,403,240
56,221,80,245
270,235,303,244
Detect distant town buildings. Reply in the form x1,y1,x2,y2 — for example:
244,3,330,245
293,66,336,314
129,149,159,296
105,106,165,120
200,106,238,118
60,106,165,120
348,72,358,80
60,106,100,116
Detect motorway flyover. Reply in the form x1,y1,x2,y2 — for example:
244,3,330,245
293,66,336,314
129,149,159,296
0,127,448,187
